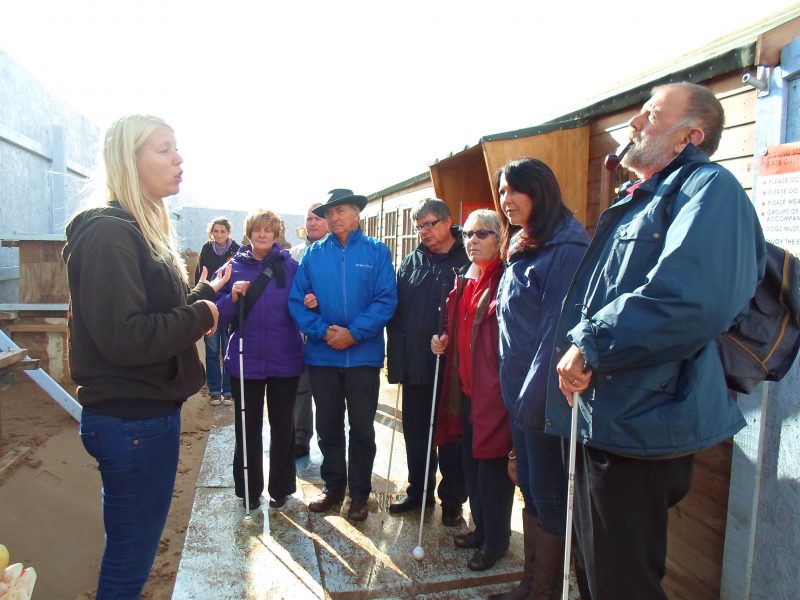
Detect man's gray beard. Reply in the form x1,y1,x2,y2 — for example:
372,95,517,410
621,132,679,178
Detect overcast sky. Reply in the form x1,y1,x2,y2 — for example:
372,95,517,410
2,1,798,215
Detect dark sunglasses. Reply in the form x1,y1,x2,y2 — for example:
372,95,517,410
462,229,496,240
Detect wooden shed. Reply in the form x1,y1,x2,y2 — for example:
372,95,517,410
429,120,590,227
0,235,70,383
426,53,765,600
362,10,800,599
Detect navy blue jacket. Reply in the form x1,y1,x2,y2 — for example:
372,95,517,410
544,145,766,457
386,227,469,385
497,215,589,431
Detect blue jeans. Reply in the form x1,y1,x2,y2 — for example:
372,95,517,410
80,409,181,600
511,423,568,536
204,327,230,396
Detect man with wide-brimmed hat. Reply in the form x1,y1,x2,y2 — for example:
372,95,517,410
289,188,397,522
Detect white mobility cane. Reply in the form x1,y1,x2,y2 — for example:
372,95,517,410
562,391,579,600
413,285,448,561
412,352,440,561
238,297,253,523
385,383,402,501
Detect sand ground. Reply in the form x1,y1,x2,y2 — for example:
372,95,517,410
0,376,214,600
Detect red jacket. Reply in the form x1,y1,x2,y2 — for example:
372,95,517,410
435,259,512,459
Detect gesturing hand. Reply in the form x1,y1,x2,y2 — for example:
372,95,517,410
206,263,232,293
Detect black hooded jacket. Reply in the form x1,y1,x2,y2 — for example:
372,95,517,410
386,226,470,385
63,203,215,418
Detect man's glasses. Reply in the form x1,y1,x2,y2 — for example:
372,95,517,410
414,219,442,233
462,229,496,240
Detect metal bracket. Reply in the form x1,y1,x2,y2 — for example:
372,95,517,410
742,65,771,97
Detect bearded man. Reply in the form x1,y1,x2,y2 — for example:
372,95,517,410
545,82,765,599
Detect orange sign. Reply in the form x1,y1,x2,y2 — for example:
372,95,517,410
759,142,800,175
757,142,800,256
459,201,496,225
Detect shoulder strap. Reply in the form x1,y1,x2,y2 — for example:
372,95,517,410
229,260,284,333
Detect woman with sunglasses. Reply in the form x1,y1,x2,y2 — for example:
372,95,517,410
492,158,589,600
432,208,514,571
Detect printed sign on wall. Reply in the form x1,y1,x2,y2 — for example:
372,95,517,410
757,142,800,257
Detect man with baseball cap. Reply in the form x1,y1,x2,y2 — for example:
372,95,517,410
289,189,397,522
290,202,330,459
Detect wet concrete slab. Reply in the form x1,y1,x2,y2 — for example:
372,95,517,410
174,379,578,599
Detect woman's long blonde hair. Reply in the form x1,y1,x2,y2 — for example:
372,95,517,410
103,114,188,284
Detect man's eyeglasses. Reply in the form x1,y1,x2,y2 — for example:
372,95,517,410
462,229,496,240
414,219,442,233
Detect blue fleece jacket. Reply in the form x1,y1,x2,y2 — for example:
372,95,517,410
288,227,397,368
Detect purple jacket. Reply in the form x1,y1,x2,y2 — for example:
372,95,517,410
217,243,304,379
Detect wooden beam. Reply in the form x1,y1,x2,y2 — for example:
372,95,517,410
5,323,68,333
7,358,40,371
0,446,32,480
0,349,27,369
755,16,800,66
0,304,69,312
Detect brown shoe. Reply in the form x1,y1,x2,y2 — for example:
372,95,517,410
441,504,465,527
454,530,481,549
347,497,369,522
467,549,503,571
308,491,344,513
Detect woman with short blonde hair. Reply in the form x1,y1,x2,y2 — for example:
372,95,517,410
432,208,514,572
216,208,304,510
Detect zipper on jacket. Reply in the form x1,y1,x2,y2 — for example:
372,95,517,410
342,247,349,368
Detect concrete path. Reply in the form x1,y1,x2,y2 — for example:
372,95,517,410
173,377,579,599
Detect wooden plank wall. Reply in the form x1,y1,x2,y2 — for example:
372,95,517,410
430,146,493,220
583,72,756,600
586,73,756,234
483,126,590,225
19,241,69,304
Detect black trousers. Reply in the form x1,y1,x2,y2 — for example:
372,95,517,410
571,444,694,600
308,365,380,500
401,382,467,508
461,395,514,558
231,376,299,502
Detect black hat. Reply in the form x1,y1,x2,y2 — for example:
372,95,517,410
313,188,368,218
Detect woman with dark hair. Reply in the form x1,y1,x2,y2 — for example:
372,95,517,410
492,158,589,600
196,217,240,406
